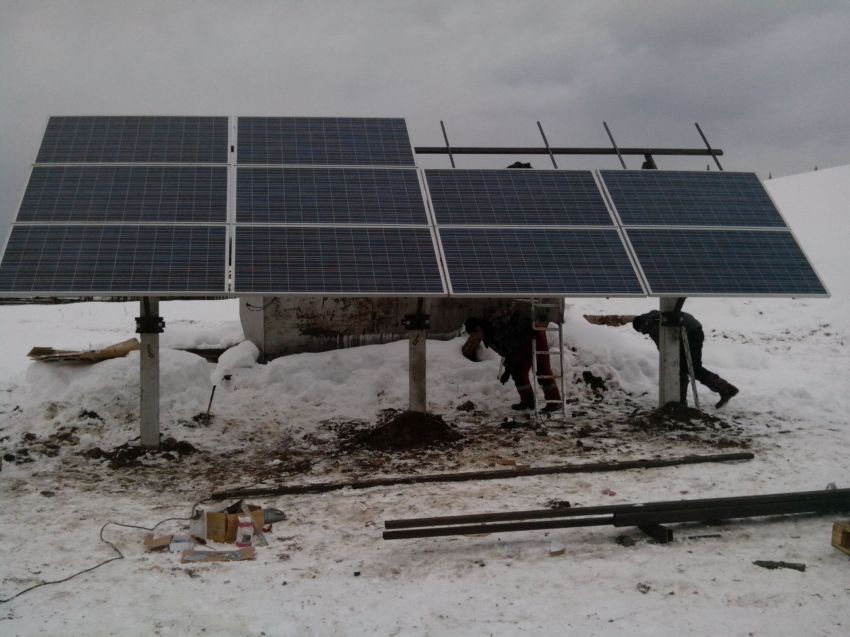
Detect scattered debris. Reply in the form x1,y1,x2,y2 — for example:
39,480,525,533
143,534,173,552
181,547,256,563
455,400,477,412
753,560,806,572
547,541,566,556
27,338,139,362
616,535,637,547
832,521,850,556
636,582,651,594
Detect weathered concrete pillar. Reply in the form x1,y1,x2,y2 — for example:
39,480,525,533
658,297,681,407
138,298,162,448
409,329,427,413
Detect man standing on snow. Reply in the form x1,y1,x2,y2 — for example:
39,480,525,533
632,310,739,408
464,304,562,413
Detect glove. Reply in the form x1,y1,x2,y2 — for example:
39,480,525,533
499,368,511,384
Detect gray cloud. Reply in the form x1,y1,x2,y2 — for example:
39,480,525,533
1,0,848,228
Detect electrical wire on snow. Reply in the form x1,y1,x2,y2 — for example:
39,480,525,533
0,499,209,604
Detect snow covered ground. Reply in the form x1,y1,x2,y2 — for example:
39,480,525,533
0,166,848,635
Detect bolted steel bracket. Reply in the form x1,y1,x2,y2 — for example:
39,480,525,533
402,313,430,331
135,316,165,334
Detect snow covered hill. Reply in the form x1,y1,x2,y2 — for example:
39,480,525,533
0,166,848,636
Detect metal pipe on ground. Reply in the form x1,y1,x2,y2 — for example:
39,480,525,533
382,488,850,540
384,486,846,530
210,451,753,501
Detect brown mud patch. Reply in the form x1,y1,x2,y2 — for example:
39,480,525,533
343,409,462,451
81,436,199,469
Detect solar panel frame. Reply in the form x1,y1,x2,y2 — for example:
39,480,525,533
435,226,647,297
236,117,416,167
232,224,447,296
18,165,228,223
599,170,788,228
425,169,615,226
236,167,429,224
624,227,829,297
0,223,229,296
35,116,229,165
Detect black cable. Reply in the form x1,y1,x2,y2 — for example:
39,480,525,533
0,498,209,604
245,297,278,312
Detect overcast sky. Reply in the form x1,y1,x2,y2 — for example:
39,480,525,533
1,0,848,229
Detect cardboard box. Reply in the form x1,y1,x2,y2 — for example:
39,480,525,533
832,521,850,556
205,505,264,543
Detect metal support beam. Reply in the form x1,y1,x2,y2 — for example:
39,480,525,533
413,146,724,157
403,300,429,413
137,297,164,449
658,298,681,407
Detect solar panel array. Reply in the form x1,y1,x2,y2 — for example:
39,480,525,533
600,170,827,297
600,170,786,227
236,167,426,225
234,226,443,294
237,117,415,166
426,169,612,226
425,169,645,296
0,116,228,295
0,115,828,299
439,228,644,296
626,228,827,296
0,225,226,294
36,116,228,164
233,117,444,295
20,166,227,223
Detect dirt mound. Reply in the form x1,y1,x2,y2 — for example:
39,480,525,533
82,437,198,469
623,402,749,449
346,410,461,451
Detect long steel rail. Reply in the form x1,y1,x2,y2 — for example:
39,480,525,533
383,488,850,540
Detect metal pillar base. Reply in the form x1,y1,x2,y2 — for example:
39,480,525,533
137,298,163,449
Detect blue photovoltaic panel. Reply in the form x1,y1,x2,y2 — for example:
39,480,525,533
601,170,786,227
626,228,828,296
18,166,227,223
439,228,645,296
36,116,229,164
237,167,427,224
234,226,444,294
426,169,612,226
0,225,227,294
237,117,415,166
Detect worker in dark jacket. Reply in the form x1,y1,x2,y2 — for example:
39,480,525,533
632,310,739,408
464,306,562,412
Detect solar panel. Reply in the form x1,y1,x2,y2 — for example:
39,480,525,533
233,226,444,294
36,116,229,164
237,117,415,166
626,228,828,296
18,166,227,223
236,167,426,224
438,228,645,296
0,225,227,294
600,170,786,227
426,169,612,226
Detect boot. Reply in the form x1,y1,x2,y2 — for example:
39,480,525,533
715,385,739,408
539,381,562,414
700,371,739,408
512,385,535,411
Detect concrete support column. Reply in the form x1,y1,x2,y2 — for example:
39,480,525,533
139,298,162,448
409,329,427,413
658,297,681,407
